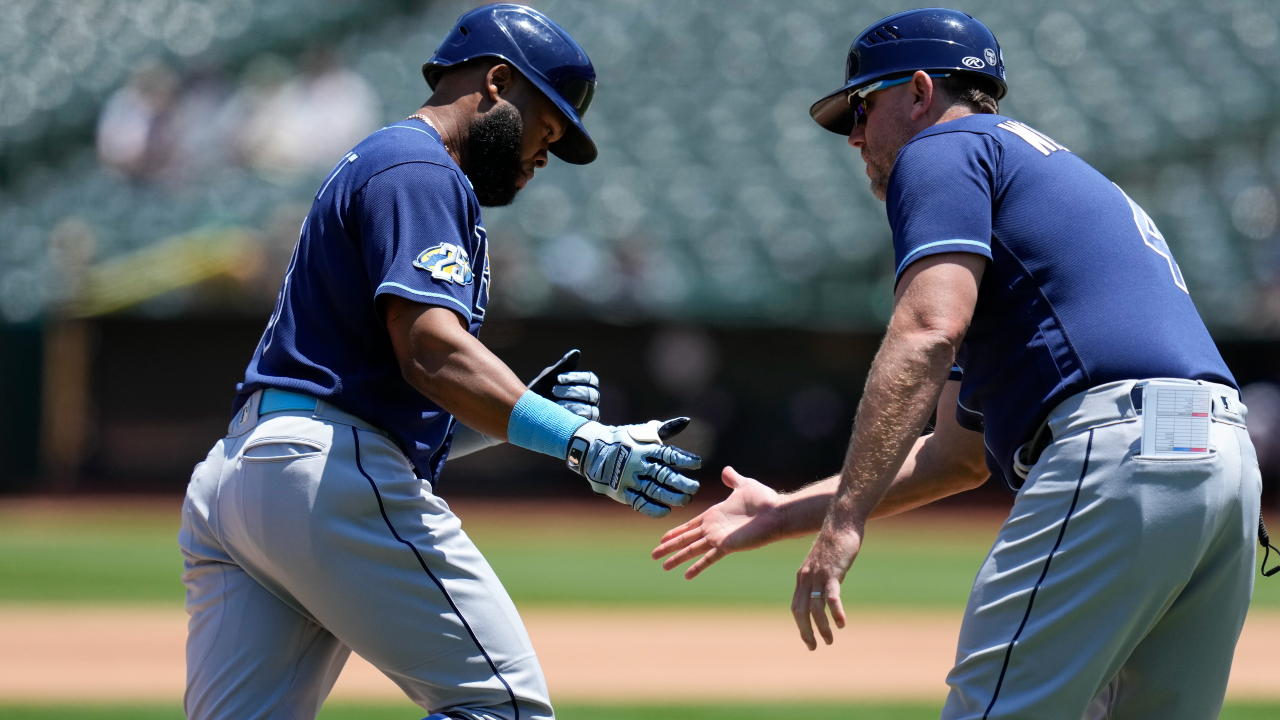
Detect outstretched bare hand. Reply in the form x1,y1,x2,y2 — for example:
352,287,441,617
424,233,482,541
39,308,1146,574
792,522,862,650
651,467,784,579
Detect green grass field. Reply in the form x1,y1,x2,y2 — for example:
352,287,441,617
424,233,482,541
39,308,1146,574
2,501,1278,609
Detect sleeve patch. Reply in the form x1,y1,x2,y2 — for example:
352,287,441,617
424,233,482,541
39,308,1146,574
413,242,474,285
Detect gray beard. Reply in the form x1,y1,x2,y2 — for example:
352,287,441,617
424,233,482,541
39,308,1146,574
867,155,892,201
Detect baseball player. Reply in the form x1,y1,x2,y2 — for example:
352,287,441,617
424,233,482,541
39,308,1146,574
655,8,1264,718
179,6,700,720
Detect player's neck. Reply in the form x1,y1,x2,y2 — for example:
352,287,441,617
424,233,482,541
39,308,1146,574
410,105,467,169
932,104,978,127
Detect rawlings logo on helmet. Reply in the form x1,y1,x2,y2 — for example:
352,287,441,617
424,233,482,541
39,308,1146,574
413,242,474,285
962,56,985,69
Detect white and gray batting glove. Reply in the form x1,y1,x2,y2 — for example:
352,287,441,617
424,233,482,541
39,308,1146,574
450,350,602,460
526,349,601,422
565,417,701,518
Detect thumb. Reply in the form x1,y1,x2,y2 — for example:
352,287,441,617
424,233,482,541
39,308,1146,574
722,466,745,489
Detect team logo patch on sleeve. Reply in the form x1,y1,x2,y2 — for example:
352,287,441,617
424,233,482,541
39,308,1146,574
413,243,474,285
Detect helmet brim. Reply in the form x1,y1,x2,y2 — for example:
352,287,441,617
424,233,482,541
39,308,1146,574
809,83,858,136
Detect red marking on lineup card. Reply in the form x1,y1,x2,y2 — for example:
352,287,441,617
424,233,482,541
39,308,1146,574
1193,413,1208,417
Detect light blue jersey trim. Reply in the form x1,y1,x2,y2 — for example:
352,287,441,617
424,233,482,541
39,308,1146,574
375,282,473,321
895,239,992,279
376,123,439,140
508,391,589,458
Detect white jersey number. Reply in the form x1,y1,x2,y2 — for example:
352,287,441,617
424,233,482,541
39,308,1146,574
1115,184,1188,295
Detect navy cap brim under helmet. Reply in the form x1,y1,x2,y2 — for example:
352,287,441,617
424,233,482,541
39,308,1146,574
423,4,598,165
811,8,1009,136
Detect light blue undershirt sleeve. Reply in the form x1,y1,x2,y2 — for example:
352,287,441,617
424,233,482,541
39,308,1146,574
507,390,590,458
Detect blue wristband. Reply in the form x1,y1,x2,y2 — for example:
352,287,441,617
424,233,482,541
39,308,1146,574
507,390,590,458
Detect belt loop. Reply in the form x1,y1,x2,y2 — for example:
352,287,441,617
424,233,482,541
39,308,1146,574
1012,418,1055,484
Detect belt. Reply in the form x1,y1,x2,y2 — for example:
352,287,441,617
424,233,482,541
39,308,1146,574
259,388,319,415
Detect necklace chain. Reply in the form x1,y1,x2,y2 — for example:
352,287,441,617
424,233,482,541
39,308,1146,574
407,112,450,152
407,112,436,130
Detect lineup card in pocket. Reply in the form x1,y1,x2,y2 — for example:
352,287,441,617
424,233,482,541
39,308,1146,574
1140,382,1212,458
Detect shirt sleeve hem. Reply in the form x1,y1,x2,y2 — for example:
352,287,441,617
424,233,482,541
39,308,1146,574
375,281,473,323
894,239,994,283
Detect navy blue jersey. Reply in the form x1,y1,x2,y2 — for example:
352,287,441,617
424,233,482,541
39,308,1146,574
235,121,490,484
886,114,1234,489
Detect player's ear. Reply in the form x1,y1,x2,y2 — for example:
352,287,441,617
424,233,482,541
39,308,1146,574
909,70,934,121
485,62,513,102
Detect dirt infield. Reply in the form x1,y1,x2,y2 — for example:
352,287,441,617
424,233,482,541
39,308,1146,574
2,606,1278,704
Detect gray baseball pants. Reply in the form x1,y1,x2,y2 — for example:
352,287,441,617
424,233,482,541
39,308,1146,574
180,390,553,720
942,379,1260,719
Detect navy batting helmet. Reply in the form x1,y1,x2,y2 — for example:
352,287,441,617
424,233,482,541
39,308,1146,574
810,8,1007,136
424,4,598,164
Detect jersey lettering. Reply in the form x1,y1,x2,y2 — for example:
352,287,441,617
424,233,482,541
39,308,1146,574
474,225,491,322
1115,184,1188,294
996,120,1068,156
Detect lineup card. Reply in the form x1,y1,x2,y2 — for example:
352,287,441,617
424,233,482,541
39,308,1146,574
1140,382,1212,458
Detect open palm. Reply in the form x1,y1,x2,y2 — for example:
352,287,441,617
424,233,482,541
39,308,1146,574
651,466,784,579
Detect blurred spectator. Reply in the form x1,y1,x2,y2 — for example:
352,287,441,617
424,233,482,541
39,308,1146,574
96,62,180,179
237,48,379,178
163,68,237,184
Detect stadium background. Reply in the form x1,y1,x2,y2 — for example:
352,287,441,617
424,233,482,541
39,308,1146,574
1,0,1279,717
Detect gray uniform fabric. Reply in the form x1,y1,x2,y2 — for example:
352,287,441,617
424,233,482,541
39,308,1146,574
942,379,1259,720
180,390,553,720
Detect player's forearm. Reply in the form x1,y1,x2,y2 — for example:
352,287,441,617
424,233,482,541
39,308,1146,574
828,328,957,530
869,434,985,519
407,338,526,440
775,476,840,537
387,301,526,440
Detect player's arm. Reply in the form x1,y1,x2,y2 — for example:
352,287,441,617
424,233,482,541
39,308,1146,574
866,379,989,517
653,379,985,577
385,297,700,517
384,298,523,438
792,252,984,649
362,163,698,517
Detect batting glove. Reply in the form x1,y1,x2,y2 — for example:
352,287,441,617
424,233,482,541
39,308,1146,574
527,349,601,422
566,418,701,518
450,349,602,460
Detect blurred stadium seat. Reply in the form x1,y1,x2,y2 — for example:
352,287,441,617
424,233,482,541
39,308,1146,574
2,0,1280,495
0,0,1278,329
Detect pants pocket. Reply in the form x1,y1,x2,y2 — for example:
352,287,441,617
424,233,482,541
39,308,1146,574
242,436,326,461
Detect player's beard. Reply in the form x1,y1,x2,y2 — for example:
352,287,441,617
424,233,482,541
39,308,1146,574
465,102,525,207
865,147,893,201
863,120,916,201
